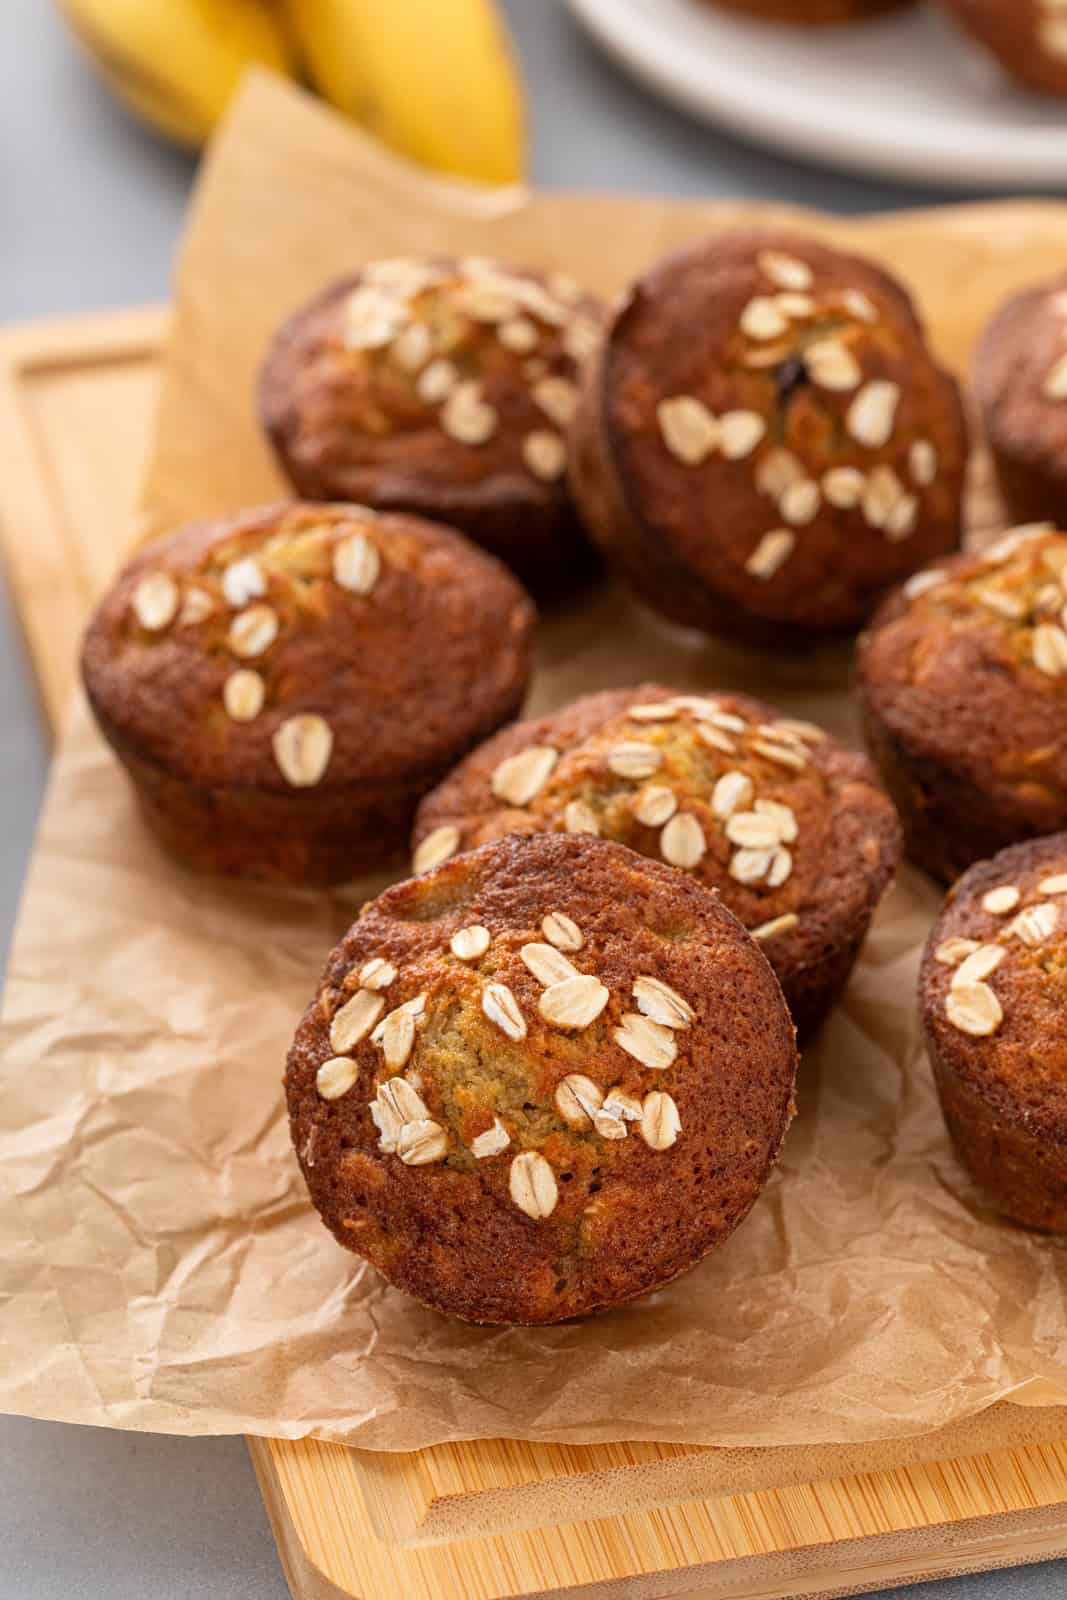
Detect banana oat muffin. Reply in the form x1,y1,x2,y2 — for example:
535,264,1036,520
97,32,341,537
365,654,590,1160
940,0,1067,97
569,230,968,648
81,502,534,884
286,832,798,1324
921,834,1067,1230
976,275,1067,524
708,0,910,19
412,685,900,1039
858,526,1067,884
258,255,604,596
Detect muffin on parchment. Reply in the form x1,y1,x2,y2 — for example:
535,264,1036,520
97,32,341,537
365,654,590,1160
569,230,968,648
976,274,1067,524
258,256,604,597
412,685,900,1039
81,502,534,884
939,0,1067,97
708,0,910,20
858,526,1067,885
286,833,798,1324
921,835,1067,1231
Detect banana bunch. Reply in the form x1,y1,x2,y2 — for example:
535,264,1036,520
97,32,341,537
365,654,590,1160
57,0,524,184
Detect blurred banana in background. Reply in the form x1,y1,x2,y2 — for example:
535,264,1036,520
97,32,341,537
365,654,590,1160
56,0,525,184
57,0,296,149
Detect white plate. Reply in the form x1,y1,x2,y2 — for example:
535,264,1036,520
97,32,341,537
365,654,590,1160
565,0,1067,189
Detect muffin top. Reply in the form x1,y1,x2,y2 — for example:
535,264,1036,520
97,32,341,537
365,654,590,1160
591,229,966,629
859,526,1067,831
286,833,797,1325
977,273,1067,478
81,502,534,794
258,255,603,513
921,834,1067,1138
413,685,899,982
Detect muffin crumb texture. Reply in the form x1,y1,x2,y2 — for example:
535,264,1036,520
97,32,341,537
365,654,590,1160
286,833,798,1324
921,834,1067,1231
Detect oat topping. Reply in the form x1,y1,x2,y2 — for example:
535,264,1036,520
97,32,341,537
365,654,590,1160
179,586,214,625
521,941,580,987
413,825,460,875
132,572,179,631
542,911,583,950
272,713,333,787
746,529,795,580
483,981,527,1041
660,812,706,870
1007,902,1059,946
564,799,600,835
522,430,567,482
221,556,266,608
471,1118,510,1158
333,532,380,595
491,745,559,806
441,379,498,445
315,1057,358,1101
228,604,279,659
946,983,1003,1037
330,988,386,1053
613,1011,677,1070
981,885,1020,915
451,924,491,961
539,973,610,1029
397,1119,449,1166
935,936,981,966
607,742,662,780
751,912,799,941
509,1151,558,1219
640,1090,681,1150
632,976,694,1029
656,395,720,464
223,669,265,723
556,1073,604,1126
360,958,397,991
532,375,578,427
378,1005,416,1069
846,380,900,450
634,785,677,826
758,250,814,291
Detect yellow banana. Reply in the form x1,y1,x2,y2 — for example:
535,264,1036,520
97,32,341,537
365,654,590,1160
282,0,524,185
56,0,296,148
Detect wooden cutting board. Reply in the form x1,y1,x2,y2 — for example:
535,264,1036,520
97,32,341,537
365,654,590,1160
3,302,1067,1600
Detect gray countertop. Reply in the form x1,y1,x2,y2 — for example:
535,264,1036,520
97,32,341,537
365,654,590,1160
1,2,1063,1595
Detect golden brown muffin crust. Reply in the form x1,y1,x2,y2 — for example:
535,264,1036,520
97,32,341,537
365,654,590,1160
858,529,1067,882
940,0,1067,97
976,275,1067,524
920,834,1067,1229
81,501,534,881
570,230,967,645
413,684,900,1037
258,257,604,593
286,833,798,1324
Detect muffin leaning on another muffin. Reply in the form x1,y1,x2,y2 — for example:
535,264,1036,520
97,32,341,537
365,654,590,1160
921,834,1067,1231
976,273,1067,524
858,526,1067,885
939,0,1067,98
81,502,535,884
412,685,900,1039
708,0,911,20
286,832,798,1324
569,229,968,648
258,256,604,598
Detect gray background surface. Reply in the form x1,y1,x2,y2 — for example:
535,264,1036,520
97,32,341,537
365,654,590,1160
1,1,1063,1595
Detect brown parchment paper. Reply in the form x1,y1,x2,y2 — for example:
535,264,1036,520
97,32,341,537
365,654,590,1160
3,73,1067,1452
